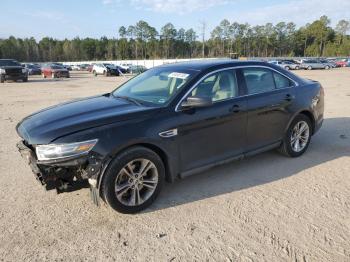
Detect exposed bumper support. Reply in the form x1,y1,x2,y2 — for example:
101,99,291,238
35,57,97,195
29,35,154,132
17,141,103,204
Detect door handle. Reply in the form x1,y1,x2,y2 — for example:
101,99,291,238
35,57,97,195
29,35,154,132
230,104,240,113
285,94,295,101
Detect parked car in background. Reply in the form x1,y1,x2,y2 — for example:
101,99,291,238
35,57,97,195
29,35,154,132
71,64,81,71
16,60,324,213
22,63,42,75
300,59,331,70
80,64,90,71
318,59,336,68
0,59,28,83
335,58,349,67
129,65,148,74
63,64,72,71
115,65,128,74
41,64,70,78
269,60,300,70
119,63,133,72
87,64,95,73
92,63,120,76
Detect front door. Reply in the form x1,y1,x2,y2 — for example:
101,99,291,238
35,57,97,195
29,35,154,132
176,69,247,172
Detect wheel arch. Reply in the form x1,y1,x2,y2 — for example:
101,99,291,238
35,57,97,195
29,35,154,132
98,141,174,194
287,109,316,135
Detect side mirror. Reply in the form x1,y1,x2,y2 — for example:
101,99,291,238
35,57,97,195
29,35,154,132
181,96,212,109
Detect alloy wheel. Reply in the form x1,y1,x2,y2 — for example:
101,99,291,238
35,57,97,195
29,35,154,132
115,159,158,206
290,121,310,152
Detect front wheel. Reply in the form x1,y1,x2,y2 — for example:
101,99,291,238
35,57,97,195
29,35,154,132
102,146,165,213
278,115,312,157
325,65,330,70
307,66,312,70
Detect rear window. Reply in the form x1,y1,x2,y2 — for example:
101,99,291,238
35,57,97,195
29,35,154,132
273,72,293,89
243,68,275,94
243,68,293,94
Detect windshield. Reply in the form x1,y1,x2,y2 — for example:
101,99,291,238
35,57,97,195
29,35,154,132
0,60,21,66
51,65,64,69
103,63,115,68
112,67,198,106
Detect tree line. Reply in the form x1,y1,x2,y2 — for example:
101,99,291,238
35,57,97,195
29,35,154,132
0,16,349,62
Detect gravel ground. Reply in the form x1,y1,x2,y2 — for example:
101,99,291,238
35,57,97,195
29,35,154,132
0,69,349,262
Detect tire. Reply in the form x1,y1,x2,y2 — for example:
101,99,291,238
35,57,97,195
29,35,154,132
42,73,46,78
51,72,55,79
285,66,290,70
295,66,300,70
307,66,312,70
101,146,165,214
93,70,97,76
23,77,28,82
103,70,107,76
0,76,4,83
278,114,312,157
325,65,330,70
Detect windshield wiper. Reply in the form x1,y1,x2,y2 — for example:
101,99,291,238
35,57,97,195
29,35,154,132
114,95,143,106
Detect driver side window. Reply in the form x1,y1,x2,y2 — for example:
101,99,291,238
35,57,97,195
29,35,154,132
191,70,238,102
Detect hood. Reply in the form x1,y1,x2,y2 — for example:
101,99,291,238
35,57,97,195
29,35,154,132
16,94,158,144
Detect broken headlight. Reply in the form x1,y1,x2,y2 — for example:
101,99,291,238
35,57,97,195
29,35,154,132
36,139,98,161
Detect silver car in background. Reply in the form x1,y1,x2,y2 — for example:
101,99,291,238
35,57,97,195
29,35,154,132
269,60,300,70
300,59,331,70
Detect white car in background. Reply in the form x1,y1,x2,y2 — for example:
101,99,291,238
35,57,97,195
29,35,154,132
71,65,81,71
92,63,120,76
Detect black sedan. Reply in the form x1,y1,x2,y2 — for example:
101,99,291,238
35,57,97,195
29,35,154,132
16,60,324,213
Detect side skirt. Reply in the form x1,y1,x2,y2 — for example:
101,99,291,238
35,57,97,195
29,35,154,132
179,141,281,179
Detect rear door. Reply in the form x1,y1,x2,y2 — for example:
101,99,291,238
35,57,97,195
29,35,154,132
240,67,296,151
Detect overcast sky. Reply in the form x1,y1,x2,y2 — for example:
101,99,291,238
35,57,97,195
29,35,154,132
0,0,349,39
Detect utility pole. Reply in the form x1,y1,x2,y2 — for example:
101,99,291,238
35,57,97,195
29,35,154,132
199,20,206,58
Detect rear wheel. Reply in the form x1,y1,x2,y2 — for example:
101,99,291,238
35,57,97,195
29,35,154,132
307,66,312,70
285,66,290,70
325,65,330,70
102,146,165,213
279,114,312,157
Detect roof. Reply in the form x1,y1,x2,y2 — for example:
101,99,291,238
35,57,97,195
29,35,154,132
158,59,269,71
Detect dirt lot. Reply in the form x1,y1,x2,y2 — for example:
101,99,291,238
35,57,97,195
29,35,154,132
0,69,349,262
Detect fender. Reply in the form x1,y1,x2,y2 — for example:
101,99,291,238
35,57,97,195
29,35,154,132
97,137,179,194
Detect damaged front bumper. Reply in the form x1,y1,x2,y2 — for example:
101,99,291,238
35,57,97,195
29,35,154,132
17,140,103,204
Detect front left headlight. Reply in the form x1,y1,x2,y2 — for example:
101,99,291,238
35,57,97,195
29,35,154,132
36,139,98,161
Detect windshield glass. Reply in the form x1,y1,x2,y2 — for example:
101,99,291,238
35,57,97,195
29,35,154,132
112,67,198,106
51,65,64,69
0,60,21,66
103,63,115,68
